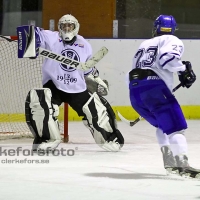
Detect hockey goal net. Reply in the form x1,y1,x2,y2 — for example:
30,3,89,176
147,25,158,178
0,36,68,141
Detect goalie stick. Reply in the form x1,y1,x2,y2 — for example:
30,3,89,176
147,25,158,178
0,35,108,71
117,83,182,126
38,46,108,71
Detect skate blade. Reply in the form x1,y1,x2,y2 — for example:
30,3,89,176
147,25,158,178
195,173,200,179
33,148,58,155
180,172,200,180
180,173,191,178
166,168,179,176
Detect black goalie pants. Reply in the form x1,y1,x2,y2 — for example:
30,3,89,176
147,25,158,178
43,80,91,116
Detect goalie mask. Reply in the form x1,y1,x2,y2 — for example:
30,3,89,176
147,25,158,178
152,15,177,37
58,14,80,44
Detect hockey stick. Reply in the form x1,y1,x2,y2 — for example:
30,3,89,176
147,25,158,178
38,46,108,70
171,83,182,93
117,83,182,126
0,35,108,71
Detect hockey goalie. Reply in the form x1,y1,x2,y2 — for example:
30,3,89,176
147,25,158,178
17,14,124,152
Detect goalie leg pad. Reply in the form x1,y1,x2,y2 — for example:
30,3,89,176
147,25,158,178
82,119,121,151
82,93,122,151
25,88,61,151
99,96,124,146
83,92,113,133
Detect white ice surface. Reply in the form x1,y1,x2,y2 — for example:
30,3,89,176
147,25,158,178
0,120,200,200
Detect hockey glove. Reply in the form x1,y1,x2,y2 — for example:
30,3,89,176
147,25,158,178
97,79,109,96
85,67,109,96
178,61,196,88
17,25,41,58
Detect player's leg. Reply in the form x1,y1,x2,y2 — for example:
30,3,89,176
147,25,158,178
98,95,124,146
68,91,124,151
140,81,200,178
129,79,183,174
154,102,199,177
154,128,178,174
129,83,158,128
147,86,189,174
25,88,61,151
82,92,124,151
84,74,124,150
168,130,200,178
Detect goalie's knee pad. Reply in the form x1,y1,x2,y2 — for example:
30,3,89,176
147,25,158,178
25,88,61,150
82,92,124,151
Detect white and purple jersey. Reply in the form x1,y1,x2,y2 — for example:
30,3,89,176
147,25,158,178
131,35,186,91
36,28,93,93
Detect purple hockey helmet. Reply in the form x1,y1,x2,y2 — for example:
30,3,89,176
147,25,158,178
152,15,177,37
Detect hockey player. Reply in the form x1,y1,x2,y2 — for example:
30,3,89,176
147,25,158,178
17,14,124,152
127,15,199,179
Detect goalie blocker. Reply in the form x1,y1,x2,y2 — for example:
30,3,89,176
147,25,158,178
17,25,41,58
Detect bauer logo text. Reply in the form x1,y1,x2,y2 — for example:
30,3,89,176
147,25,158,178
40,50,79,68
18,31,22,50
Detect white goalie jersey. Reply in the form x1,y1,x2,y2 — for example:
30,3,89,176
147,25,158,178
36,28,94,93
131,35,186,91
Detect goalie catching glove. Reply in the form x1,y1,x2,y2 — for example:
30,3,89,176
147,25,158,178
178,61,196,88
85,67,109,96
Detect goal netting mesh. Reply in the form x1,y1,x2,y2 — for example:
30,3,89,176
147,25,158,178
0,36,65,140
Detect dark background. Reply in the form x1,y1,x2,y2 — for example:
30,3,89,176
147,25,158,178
0,0,200,38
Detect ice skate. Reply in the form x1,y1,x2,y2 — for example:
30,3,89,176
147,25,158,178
32,137,43,152
175,155,200,179
161,146,179,175
32,137,61,153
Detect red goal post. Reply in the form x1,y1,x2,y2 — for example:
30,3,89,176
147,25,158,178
0,36,69,142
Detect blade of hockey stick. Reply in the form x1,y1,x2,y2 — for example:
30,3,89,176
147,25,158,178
117,83,182,126
0,35,108,71
80,47,108,70
117,111,143,126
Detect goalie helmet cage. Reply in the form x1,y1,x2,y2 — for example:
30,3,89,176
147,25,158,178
0,36,69,142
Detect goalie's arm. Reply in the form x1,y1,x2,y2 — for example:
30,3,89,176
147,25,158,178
16,25,108,71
